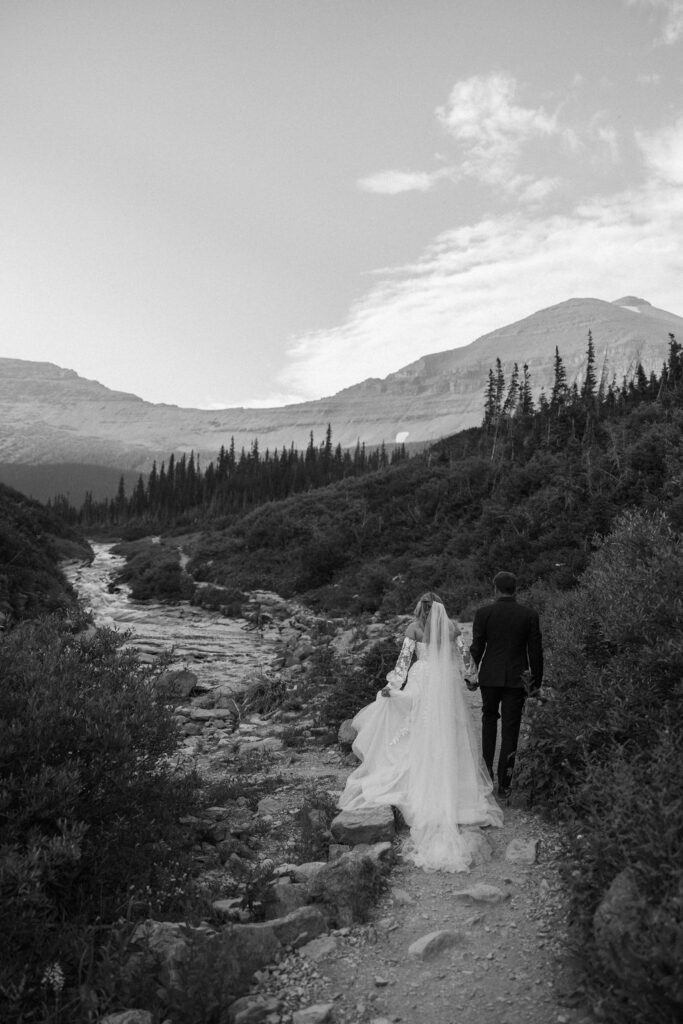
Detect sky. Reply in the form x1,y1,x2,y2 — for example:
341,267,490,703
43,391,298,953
1,0,683,409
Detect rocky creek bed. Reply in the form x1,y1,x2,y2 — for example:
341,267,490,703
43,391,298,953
64,545,598,1024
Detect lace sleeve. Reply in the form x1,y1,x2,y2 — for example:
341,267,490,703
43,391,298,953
456,634,476,676
385,637,416,689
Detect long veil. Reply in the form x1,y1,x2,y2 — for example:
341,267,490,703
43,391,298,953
403,601,502,872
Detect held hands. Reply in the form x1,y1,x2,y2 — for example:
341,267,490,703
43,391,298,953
381,686,391,698
465,677,479,692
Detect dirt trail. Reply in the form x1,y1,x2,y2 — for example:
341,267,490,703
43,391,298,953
250,740,594,1024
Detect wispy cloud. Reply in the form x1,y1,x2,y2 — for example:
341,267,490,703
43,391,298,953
435,73,560,190
358,167,453,195
637,117,683,182
357,72,591,202
626,0,683,43
282,170,683,400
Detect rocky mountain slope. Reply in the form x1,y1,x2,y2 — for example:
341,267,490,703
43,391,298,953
1,296,680,477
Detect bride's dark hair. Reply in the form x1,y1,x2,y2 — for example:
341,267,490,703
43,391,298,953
413,591,445,621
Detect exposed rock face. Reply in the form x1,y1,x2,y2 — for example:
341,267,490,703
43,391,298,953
1,297,681,481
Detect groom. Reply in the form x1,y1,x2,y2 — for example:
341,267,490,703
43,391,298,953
470,571,543,798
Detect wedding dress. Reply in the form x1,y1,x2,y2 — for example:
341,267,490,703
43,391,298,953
338,602,502,872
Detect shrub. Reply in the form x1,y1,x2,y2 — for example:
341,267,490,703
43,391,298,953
295,786,339,862
190,583,247,614
112,540,195,602
515,510,683,1023
0,617,201,1023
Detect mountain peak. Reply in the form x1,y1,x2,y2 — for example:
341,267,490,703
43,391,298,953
612,296,652,308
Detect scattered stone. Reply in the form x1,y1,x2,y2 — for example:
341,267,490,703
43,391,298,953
391,887,415,905
227,994,284,1024
299,935,338,961
154,668,198,699
269,906,328,948
593,867,645,974
451,883,510,904
257,795,281,815
505,837,539,864
408,929,464,960
292,1005,335,1024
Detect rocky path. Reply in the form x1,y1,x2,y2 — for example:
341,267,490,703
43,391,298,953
243,743,593,1024
66,552,594,1024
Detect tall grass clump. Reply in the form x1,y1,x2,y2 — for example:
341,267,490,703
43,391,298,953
0,617,202,1023
516,509,683,1023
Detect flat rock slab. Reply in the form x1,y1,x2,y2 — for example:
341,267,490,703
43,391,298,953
505,837,539,864
330,806,395,845
408,929,464,960
451,883,510,903
298,935,339,961
292,1005,335,1024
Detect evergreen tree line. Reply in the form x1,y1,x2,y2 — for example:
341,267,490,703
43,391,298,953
50,426,408,528
480,330,683,457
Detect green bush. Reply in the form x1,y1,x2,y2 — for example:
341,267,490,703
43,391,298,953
0,617,201,1023
515,510,683,1023
112,540,195,602
190,583,246,614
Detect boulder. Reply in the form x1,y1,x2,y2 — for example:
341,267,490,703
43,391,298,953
227,995,285,1024
593,868,645,975
292,1005,335,1024
264,878,310,920
154,668,198,700
307,847,390,927
269,905,328,947
337,719,358,748
330,806,395,845
408,929,464,960
222,923,282,994
451,883,510,904
505,837,539,864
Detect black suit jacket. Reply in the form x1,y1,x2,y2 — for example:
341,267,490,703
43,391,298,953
470,595,543,689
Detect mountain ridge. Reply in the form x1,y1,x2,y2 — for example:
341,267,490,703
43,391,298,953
1,296,681,481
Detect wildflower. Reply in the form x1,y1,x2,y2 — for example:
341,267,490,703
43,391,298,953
41,962,65,992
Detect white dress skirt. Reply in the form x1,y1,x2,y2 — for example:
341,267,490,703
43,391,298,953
338,637,503,872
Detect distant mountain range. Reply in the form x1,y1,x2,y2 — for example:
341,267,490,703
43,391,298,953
1,295,681,501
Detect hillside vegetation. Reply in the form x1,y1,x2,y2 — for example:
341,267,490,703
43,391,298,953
0,482,91,623
182,334,683,618
6,330,681,1024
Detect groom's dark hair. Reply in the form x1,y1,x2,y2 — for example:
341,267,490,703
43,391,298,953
493,571,517,595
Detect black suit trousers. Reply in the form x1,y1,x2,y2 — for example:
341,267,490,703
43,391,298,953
480,685,526,789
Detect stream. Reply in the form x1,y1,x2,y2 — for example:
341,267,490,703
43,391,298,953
64,542,275,693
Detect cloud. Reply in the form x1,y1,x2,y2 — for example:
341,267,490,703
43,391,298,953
357,168,452,195
637,117,683,182
358,73,578,202
281,175,683,401
626,0,683,43
435,73,560,189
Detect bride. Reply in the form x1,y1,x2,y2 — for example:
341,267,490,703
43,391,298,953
338,592,503,872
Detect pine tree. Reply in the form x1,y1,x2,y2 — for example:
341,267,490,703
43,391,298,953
581,330,597,407
550,347,568,412
518,363,535,418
